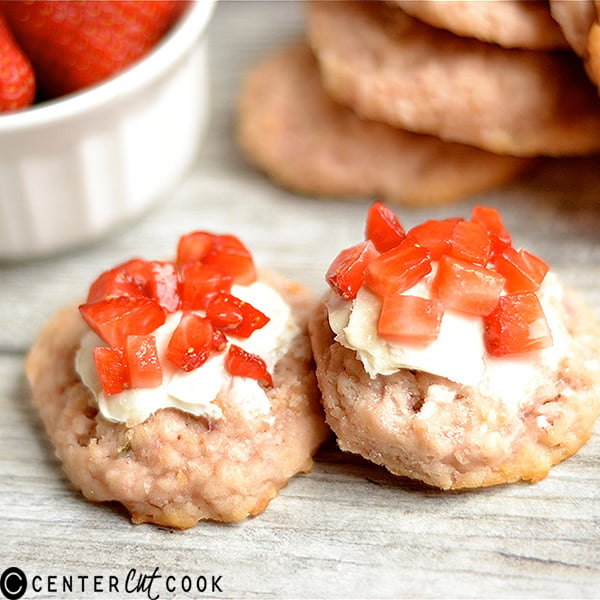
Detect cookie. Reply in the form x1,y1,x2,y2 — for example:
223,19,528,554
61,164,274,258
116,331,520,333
390,0,567,50
237,43,532,206
26,235,329,528
309,204,600,490
305,0,600,157
550,0,600,90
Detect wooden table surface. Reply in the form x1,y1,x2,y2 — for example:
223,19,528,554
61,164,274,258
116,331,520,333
2,2,600,598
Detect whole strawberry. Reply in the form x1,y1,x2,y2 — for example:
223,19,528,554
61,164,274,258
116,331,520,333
0,0,185,101
0,13,34,112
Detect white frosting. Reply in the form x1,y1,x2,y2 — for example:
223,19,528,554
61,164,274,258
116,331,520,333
76,282,299,427
327,270,571,411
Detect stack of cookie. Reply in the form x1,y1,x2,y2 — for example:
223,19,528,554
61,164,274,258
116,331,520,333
237,1,600,207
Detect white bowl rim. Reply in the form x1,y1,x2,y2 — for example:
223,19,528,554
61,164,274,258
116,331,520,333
0,0,216,133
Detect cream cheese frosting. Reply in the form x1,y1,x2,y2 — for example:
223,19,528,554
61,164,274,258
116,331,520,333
76,282,299,427
327,268,570,411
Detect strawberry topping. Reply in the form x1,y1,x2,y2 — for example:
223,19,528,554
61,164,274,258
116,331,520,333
79,231,275,396
326,203,553,356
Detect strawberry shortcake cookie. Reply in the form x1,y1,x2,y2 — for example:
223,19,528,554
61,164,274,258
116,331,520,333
27,231,329,528
309,203,600,489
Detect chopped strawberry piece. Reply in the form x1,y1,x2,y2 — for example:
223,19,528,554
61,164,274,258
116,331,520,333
87,267,146,303
431,256,505,316
365,237,431,298
484,293,553,356
407,218,461,260
326,240,379,300
225,344,273,387
365,201,406,252
144,261,180,313
79,296,166,348
378,294,443,344
176,231,216,267
205,293,270,338
471,206,511,256
125,335,162,389
94,346,129,396
179,263,233,311
203,234,257,285
494,247,549,293
450,220,491,266
166,313,222,372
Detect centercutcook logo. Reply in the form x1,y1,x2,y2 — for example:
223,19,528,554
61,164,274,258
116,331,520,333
0,567,223,600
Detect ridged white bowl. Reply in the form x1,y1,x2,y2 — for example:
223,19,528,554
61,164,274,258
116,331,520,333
0,0,216,261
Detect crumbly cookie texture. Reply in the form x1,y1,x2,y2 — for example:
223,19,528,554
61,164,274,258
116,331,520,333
305,0,600,157
237,42,532,207
390,0,567,50
309,294,600,490
27,272,329,528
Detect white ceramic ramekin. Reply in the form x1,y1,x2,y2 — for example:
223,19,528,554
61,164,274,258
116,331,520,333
0,0,216,261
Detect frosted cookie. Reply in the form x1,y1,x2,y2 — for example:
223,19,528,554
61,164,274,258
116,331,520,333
305,0,600,157
237,43,532,206
309,203,600,490
390,0,567,49
26,231,329,528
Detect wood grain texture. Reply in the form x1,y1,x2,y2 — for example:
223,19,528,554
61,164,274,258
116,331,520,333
1,2,600,598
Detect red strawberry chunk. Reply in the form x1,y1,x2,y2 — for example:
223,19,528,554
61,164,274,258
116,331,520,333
484,293,553,356
176,231,216,267
179,263,234,311
87,267,146,303
94,346,129,396
326,240,379,300
378,294,443,344
206,293,270,338
450,220,491,266
494,247,549,293
365,237,431,298
225,344,273,387
79,296,166,348
407,218,461,260
365,201,406,252
432,255,505,316
125,335,162,389
471,206,511,256
203,234,257,285
166,313,222,372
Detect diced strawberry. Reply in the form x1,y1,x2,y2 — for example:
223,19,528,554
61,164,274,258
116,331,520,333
326,240,379,300
484,293,553,356
79,296,166,348
176,231,216,267
365,201,406,252
378,294,443,344
87,267,145,303
225,344,273,387
494,247,549,293
205,293,270,338
145,261,180,313
179,263,234,311
203,234,257,286
125,335,162,389
471,206,511,256
94,346,129,396
450,220,491,266
407,218,461,260
431,255,505,316
365,237,431,298
166,313,222,372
